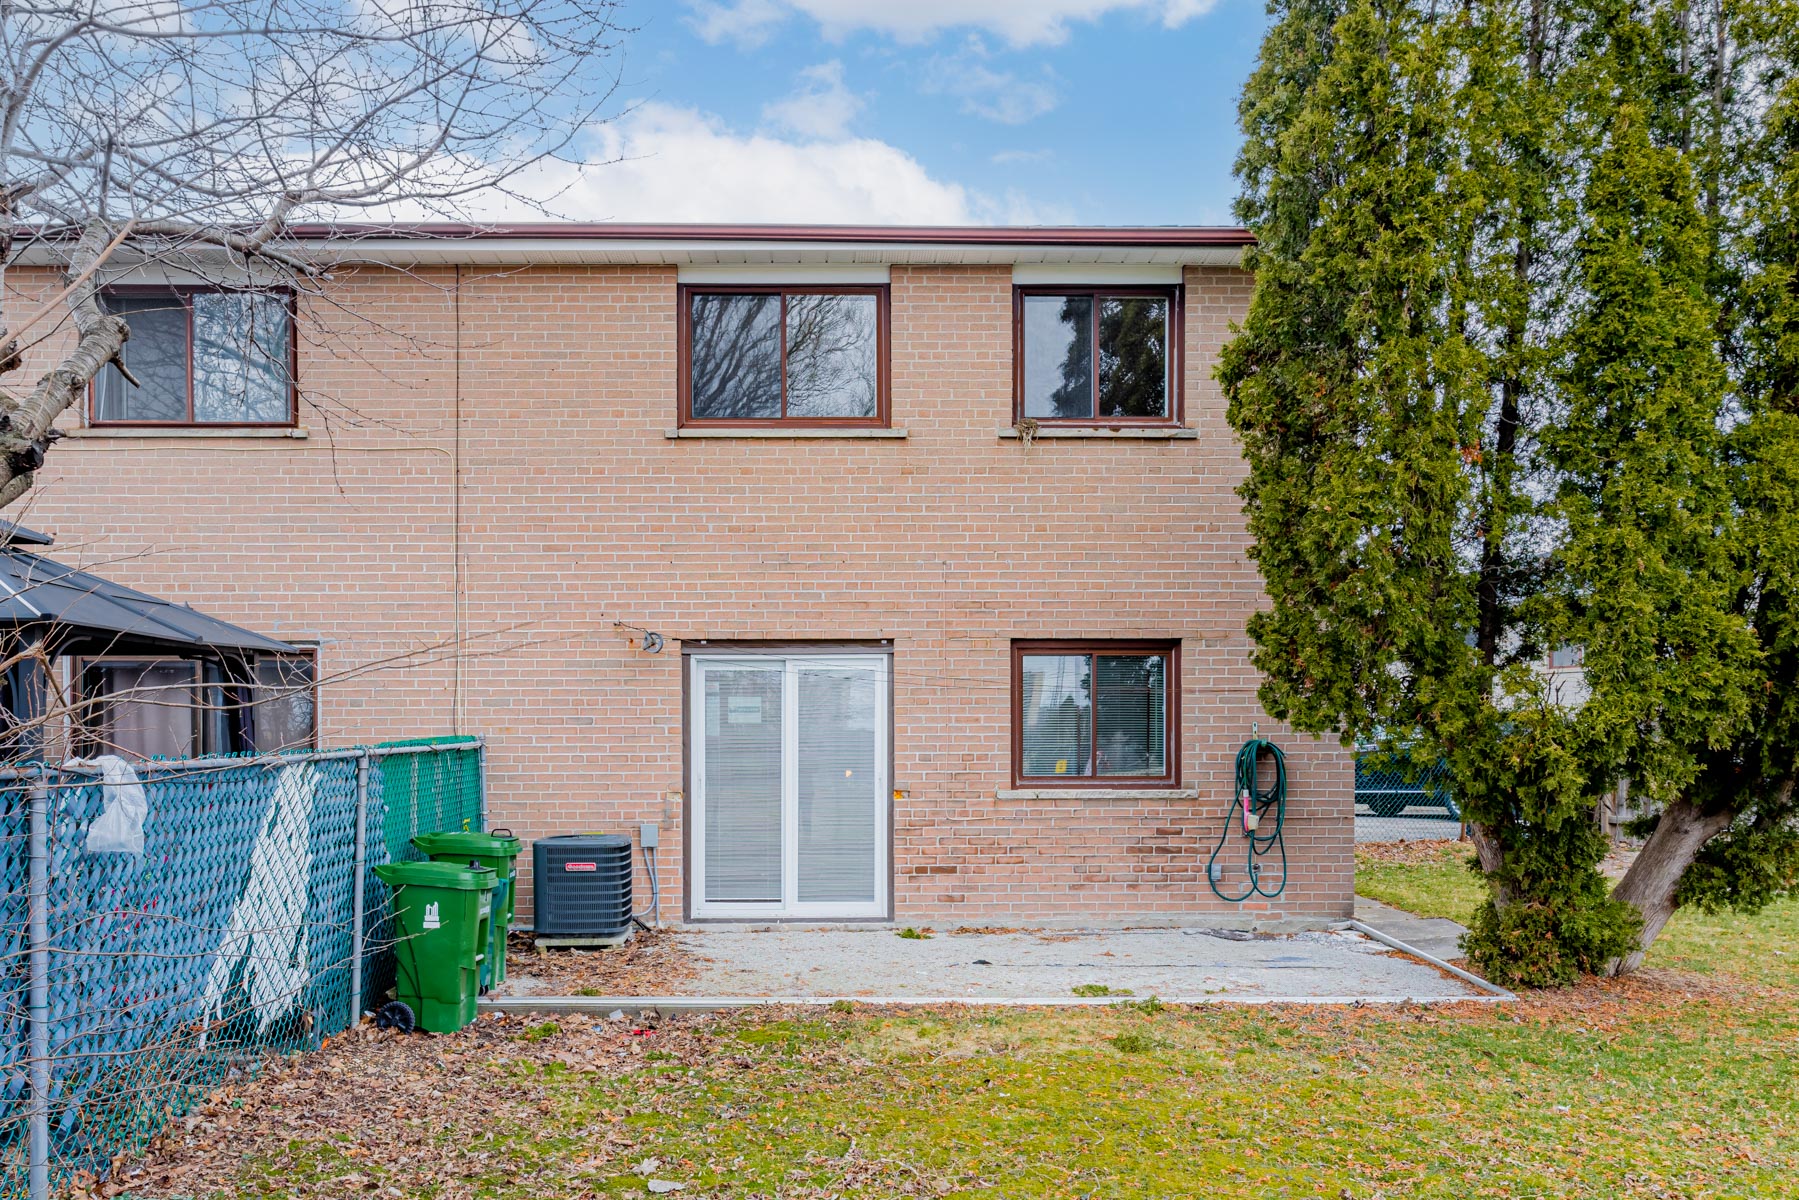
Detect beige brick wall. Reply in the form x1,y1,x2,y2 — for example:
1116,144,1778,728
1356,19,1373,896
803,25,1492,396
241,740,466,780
15,259,1353,924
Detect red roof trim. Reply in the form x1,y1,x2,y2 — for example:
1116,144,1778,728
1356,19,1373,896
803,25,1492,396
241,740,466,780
280,222,1254,247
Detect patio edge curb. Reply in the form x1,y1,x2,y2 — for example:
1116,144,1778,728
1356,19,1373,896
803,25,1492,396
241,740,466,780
477,991,1509,1015
1346,919,1516,999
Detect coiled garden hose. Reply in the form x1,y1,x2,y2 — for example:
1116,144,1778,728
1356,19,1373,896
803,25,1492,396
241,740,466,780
1207,737,1288,902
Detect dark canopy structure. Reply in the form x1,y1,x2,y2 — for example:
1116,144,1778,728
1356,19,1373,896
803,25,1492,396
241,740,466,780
0,521,296,757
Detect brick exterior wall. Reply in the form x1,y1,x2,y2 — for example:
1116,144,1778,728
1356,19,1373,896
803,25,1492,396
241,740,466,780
15,258,1353,925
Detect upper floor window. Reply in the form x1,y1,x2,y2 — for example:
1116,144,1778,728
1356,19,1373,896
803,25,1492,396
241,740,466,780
680,286,888,426
1012,640,1179,788
1016,287,1180,424
90,287,295,426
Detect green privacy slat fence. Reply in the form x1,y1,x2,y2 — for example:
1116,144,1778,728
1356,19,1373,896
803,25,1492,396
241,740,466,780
0,739,483,1200
378,736,484,865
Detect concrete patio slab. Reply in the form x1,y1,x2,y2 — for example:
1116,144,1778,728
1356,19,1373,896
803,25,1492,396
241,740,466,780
488,924,1500,1009
1355,897,1470,962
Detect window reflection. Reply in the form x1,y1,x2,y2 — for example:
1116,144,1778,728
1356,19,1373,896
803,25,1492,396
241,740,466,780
786,293,878,418
1023,295,1092,419
1020,291,1172,421
690,293,782,419
93,289,293,424
1098,297,1168,418
687,289,884,423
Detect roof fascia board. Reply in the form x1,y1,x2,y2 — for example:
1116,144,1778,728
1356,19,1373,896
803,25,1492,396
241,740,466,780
304,239,1246,268
281,223,1253,246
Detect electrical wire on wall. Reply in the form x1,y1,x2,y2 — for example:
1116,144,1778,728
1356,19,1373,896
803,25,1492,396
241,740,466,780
632,839,661,929
1207,733,1289,902
452,262,465,735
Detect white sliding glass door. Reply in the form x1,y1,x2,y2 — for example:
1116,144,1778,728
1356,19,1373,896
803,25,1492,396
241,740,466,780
690,652,888,919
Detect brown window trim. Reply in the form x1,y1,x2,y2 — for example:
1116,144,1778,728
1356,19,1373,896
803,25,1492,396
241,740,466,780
1011,285,1183,427
678,284,891,428
1010,639,1181,789
86,284,300,429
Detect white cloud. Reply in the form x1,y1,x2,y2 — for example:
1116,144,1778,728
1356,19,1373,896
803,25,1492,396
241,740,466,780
687,0,1217,47
426,102,1060,225
992,149,1054,165
922,38,1059,125
684,0,788,47
762,60,864,139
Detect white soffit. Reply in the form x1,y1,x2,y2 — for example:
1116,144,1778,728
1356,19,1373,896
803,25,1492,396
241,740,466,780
1012,263,1184,284
95,264,281,287
677,264,890,284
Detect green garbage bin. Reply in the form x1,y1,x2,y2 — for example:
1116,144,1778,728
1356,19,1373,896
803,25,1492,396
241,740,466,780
411,829,523,987
373,860,496,1033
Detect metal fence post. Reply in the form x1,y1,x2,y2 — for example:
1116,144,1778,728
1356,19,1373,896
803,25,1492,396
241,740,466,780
27,778,51,1200
348,750,370,1031
475,737,487,833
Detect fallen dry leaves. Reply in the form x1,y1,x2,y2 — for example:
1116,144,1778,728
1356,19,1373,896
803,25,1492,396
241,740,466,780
1354,837,1469,866
498,925,701,996
110,1009,732,1200
98,967,1795,1200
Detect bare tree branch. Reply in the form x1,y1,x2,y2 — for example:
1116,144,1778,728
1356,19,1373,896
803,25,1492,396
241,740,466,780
0,0,629,505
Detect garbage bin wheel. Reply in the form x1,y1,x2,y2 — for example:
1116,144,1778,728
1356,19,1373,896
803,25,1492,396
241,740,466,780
376,1001,417,1034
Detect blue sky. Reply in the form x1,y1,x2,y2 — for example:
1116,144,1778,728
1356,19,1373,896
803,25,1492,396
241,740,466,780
511,1,1270,228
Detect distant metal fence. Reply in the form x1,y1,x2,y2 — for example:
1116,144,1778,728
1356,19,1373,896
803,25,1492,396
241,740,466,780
0,738,484,1199
1354,750,1464,842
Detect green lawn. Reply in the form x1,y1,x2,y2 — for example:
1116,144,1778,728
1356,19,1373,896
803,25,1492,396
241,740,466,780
123,852,1799,1200
128,992,1799,1199
1355,840,1799,988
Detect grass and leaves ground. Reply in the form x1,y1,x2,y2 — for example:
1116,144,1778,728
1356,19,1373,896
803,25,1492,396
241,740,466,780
114,849,1798,1200
1355,839,1799,987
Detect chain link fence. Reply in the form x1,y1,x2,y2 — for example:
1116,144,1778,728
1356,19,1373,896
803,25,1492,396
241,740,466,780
0,738,483,1199
1354,749,1465,842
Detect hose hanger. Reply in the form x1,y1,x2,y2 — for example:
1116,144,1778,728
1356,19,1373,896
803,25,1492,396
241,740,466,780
1207,735,1289,902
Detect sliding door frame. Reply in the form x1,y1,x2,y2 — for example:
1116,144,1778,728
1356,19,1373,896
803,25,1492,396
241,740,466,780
684,642,894,922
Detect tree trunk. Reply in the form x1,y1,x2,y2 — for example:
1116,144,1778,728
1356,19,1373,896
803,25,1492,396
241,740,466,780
1605,797,1735,975
1467,819,1512,906
0,226,131,509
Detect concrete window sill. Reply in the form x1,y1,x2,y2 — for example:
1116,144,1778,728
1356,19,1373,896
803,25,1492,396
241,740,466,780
994,787,1201,801
665,427,908,440
67,426,309,440
996,427,1198,440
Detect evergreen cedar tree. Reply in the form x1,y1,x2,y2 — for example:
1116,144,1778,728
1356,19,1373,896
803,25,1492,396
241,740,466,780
1221,0,1799,986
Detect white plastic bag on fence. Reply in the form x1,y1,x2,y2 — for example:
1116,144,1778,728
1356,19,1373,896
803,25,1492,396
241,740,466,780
68,754,149,855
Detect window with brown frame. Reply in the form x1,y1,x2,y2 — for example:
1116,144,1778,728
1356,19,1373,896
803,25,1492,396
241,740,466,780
89,286,296,426
1014,286,1181,424
679,285,889,426
1011,641,1179,787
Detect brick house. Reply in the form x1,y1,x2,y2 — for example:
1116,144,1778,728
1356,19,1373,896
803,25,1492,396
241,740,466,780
18,224,1352,925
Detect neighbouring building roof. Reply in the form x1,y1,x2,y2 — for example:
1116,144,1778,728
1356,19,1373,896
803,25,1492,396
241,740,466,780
0,521,54,547
0,544,295,657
